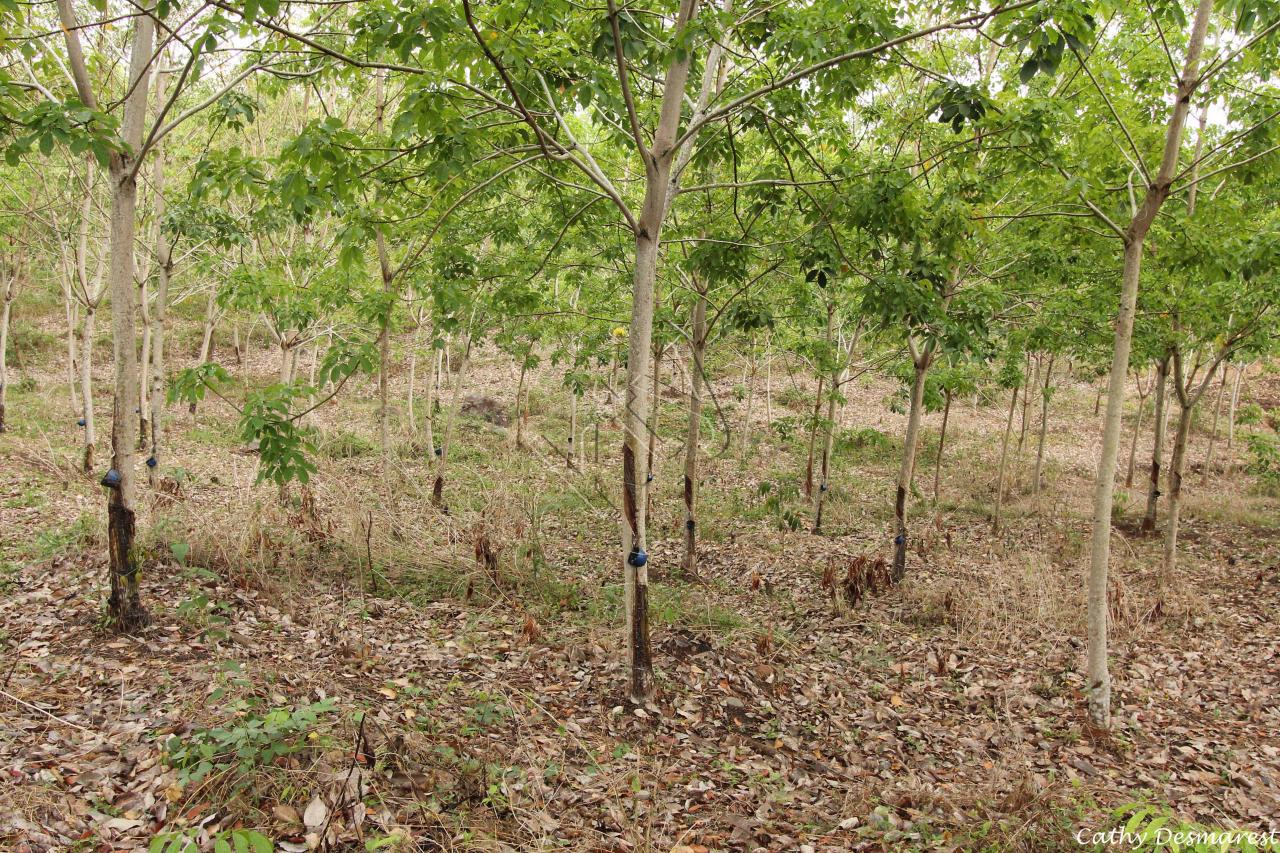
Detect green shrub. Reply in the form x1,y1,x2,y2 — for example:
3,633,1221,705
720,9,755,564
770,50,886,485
836,426,894,455
318,428,374,458
150,828,273,853
1104,803,1280,852
1246,432,1280,494
163,699,335,789
1236,402,1264,426
775,385,812,410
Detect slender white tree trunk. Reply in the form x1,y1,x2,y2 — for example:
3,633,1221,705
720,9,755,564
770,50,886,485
1203,364,1228,475
1142,356,1169,533
992,384,1019,535
1033,354,1056,494
1125,368,1151,489
682,285,707,572
66,297,80,415
138,282,151,447
80,308,97,472
893,353,929,580
813,308,840,535
933,388,951,503
1161,401,1193,590
147,66,171,487
0,268,13,433
432,334,469,508
1224,363,1244,476
56,0,156,630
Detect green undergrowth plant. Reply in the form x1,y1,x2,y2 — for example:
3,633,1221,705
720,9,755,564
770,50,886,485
1104,803,1280,852
1246,432,1280,495
163,697,336,791
149,828,273,853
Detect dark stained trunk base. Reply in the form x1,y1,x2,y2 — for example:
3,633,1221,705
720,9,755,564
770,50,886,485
893,485,907,582
630,580,652,702
107,499,148,632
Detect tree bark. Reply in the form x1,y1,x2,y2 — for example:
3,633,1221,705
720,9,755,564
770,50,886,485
1124,368,1152,488
0,266,12,433
432,333,469,509
932,388,951,503
513,358,526,449
146,64,171,488
1224,363,1244,476
803,374,824,498
63,279,80,417
764,337,772,425
1203,363,1228,475
190,290,218,415
375,72,395,460
568,386,579,468
1085,0,1213,729
1016,352,1035,458
80,307,96,473
1033,353,1055,495
1142,356,1169,533
812,306,839,535
644,338,665,514
682,284,707,573
992,383,1018,535
1161,401,1193,590
56,0,157,631
893,353,929,580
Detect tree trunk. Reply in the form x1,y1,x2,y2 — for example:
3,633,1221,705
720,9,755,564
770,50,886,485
1141,356,1169,533
812,307,839,535
1124,390,1146,489
407,343,417,435
992,384,1018,535
1033,353,1055,495
1087,240,1146,730
513,358,526,449
682,285,707,573
932,389,951,503
146,75,171,488
422,339,436,457
1203,363,1228,475
190,290,217,416
70,0,155,632
431,334,469,508
64,285,81,417
138,284,151,448
1086,0,1213,729
80,308,97,473
803,374,824,498
645,339,665,514
1161,401,1193,590
764,337,772,425
893,356,929,580
375,73,395,460
623,227,660,703
1016,352,1035,457
1224,363,1244,476
568,388,579,468
0,269,12,433
740,342,755,463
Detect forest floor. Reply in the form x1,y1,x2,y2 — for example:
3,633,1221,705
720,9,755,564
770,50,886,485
2,315,1280,852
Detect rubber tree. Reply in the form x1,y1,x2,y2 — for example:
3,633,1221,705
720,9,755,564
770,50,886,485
188,0,1056,706
1039,0,1218,729
675,235,777,565
1151,184,1280,592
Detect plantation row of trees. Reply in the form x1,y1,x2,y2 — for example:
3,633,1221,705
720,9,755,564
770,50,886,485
1,0,1279,731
